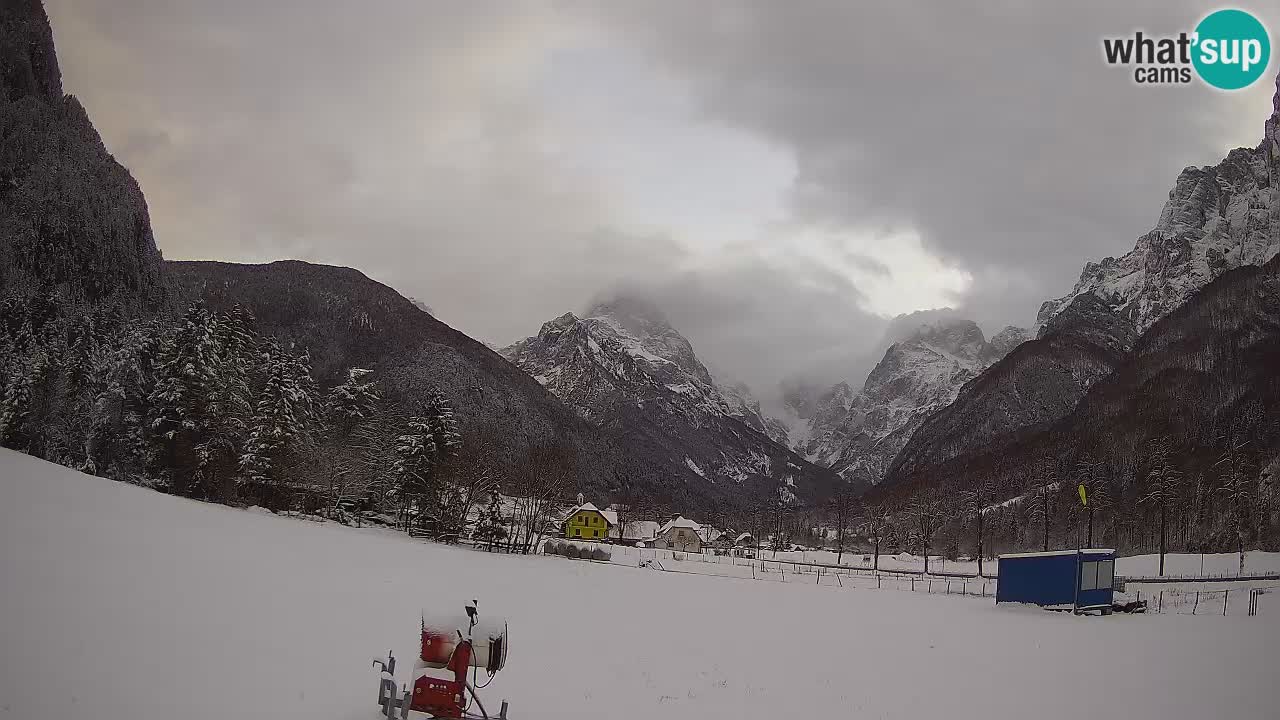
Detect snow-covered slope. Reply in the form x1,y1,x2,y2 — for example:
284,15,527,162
502,296,846,502
1036,72,1280,333
781,316,1026,484
3,449,1278,720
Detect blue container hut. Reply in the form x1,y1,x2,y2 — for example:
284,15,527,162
996,549,1116,613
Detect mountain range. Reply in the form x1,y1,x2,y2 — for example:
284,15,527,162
876,69,1280,504
501,297,849,506
3,0,1278,531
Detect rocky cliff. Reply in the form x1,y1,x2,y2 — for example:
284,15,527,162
0,0,166,305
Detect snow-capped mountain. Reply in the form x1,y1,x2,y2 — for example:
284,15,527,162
502,296,847,502
780,315,1026,484
881,69,1280,490
1037,74,1280,334
716,379,790,445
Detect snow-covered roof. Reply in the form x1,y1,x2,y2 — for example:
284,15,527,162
999,549,1115,559
562,503,616,526
658,515,701,535
734,532,755,544
611,520,660,540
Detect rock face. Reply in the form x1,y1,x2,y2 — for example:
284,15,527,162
503,296,849,504
717,379,790,446
0,0,166,305
873,254,1280,535
885,294,1135,482
882,68,1280,491
780,316,1027,484
1037,81,1280,334
826,318,1026,483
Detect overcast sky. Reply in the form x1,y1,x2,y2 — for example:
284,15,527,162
46,0,1278,403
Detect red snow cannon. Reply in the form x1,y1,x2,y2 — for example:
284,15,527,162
373,600,509,719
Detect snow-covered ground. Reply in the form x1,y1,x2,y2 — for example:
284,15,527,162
2,448,1277,720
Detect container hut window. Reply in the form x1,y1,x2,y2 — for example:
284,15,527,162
1080,561,1099,591
1097,559,1114,589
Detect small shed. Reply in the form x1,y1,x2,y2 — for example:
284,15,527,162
996,549,1116,613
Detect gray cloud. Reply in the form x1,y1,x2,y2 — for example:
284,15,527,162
44,0,1280,401
576,0,1279,331
603,256,888,401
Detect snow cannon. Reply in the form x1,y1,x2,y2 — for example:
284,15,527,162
373,600,510,719
419,608,509,674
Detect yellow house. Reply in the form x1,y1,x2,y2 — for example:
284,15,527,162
563,502,615,540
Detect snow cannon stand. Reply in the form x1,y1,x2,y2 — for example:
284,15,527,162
373,600,509,719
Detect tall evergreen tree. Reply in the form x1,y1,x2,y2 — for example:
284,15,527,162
147,303,220,496
326,368,379,437
240,341,314,507
474,493,509,551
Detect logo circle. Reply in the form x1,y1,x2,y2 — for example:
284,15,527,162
1192,9,1271,90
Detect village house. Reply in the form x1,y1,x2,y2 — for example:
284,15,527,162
561,502,616,541
610,519,661,545
654,515,703,552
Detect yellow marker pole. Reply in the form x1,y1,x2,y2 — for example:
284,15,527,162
1078,483,1093,547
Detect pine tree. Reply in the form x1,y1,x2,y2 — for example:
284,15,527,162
326,368,379,436
394,415,438,528
198,307,257,500
91,321,162,479
474,493,509,551
240,341,313,508
0,342,48,450
423,392,461,461
148,303,221,496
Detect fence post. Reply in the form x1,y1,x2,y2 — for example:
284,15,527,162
1223,590,1228,616
1193,592,1199,615
1159,591,1163,614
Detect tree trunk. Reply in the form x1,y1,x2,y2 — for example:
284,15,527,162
1041,492,1049,552
976,511,984,577
1158,503,1166,577
874,535,880,572
1086,508,1094,548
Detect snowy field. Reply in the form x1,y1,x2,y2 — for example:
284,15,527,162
2,448,1277,720
730,547,1280,578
